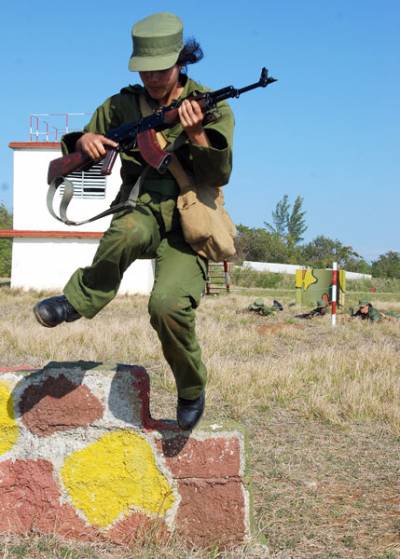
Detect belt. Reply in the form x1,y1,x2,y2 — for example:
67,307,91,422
142,179,179,196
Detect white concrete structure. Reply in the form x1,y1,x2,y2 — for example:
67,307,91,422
7,142,154,294
243,261,300,275
243,260,372,281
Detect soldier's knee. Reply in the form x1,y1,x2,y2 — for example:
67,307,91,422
148,293,182,326
110,212,152,248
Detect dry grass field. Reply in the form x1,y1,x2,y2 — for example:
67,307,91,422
0,284,399,559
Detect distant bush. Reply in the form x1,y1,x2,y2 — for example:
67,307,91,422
346,276,400,293
371,251,400,279
345,279,374,292
231,267,292,289
0,204,12,278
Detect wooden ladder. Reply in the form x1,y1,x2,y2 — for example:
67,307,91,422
205,260,231,295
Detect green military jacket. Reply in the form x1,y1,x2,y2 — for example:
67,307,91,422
350,303,382,322
61,75,234,232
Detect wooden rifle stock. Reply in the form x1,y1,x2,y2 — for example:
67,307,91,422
47,147,119,185
47,151,96,185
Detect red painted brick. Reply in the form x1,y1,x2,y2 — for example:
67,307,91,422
0,459,97,539
20,375,104,436
175,478,247,546
157,436,241,478
106,512,169,545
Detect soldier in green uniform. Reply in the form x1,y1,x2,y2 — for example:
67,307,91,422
350,300,382,322
33,12,234,430
350,300,400,321
350,300,382,321
247,298,284,316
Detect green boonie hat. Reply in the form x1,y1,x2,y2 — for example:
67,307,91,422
358,299,370,307
128,12,183,72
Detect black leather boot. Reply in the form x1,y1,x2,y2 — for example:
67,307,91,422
33,295,81,328
177,392,205,430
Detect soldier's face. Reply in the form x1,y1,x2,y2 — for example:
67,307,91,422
140,64,181,104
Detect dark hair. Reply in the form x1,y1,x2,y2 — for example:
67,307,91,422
177,38,204,72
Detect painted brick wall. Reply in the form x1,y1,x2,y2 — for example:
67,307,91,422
0,362,251,547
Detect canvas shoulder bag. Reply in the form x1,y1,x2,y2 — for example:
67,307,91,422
139,95,237,262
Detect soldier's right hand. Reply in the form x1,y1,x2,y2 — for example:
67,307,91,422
76,133,118,160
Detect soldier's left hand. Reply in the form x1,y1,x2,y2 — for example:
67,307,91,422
178,99,208,145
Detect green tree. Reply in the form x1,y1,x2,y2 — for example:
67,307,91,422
371,251,400,279
287,195,307,245
265,194,290,237
0,203,12,277
0,204,11,228
300,235,370,272
235,224,290,263
265,194,307,245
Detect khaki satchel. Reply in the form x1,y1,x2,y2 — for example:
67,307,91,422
138,94,236,262
172,160,237,262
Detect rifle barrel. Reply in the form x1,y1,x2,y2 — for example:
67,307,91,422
237,82,262,95
211,67,277,102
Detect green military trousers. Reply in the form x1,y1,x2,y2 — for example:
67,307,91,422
64,203,207,400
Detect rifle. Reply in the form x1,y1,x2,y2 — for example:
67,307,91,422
47,67,276,185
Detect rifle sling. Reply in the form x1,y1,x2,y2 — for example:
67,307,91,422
46,166,150,226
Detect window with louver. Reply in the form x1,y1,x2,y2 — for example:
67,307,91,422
59,163,106,199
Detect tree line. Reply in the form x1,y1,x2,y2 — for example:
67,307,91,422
235,195,400,278
0,200,399,278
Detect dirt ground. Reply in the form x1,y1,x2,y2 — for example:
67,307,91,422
0,287,399,558
147,383,400,559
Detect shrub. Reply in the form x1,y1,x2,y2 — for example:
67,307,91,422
231,268,288,289
0,204,12,278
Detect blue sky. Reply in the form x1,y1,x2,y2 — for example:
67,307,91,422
1,0,399,261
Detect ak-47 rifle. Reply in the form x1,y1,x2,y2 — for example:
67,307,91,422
47,68,277,185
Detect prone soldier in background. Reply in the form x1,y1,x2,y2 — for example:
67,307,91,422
348,300,400,322
295,300,329,319
349,300,382,322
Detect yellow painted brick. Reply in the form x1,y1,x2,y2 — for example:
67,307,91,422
0,382,19,455
61,431,174,528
